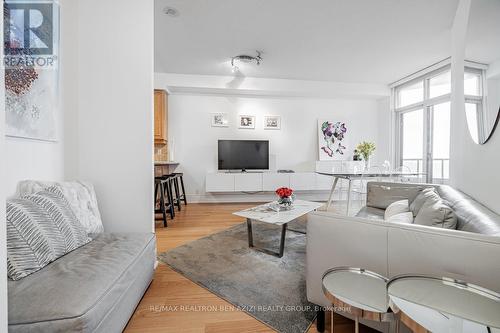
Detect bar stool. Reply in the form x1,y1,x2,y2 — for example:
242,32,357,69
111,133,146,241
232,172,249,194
170,173,187,211
161,175,176,219
154,177,174,227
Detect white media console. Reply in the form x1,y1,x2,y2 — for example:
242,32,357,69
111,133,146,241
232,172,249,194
206,161,365,193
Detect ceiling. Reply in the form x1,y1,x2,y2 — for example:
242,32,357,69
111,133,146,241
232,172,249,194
154,0,459,84
465,0,500,65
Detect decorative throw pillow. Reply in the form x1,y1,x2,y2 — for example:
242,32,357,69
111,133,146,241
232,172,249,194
6,187,91,280
410,188,439,217
386,212,414,224
7,200,66,280
17,180,104,235
384,200,410,220
367,184,427,209
26,187,91,249
414,196,457,229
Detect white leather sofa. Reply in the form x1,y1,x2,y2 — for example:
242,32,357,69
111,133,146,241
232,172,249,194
306,182,500,332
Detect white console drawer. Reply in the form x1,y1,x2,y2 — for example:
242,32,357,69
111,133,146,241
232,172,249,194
262,173,290,191
290,172,316,191
234,173,263,191
206,173,235,192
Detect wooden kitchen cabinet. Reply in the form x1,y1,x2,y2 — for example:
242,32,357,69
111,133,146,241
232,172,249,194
154,89,168,145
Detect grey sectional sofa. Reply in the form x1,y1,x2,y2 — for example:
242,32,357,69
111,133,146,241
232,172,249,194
356,182,500,234
307,182,500,332
8,232,156,332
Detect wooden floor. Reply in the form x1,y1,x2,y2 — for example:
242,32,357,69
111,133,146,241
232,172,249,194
124,203,377,333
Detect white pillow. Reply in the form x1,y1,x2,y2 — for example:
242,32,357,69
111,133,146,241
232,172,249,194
387,212,414,224
17,180,104,235
384,199,410,220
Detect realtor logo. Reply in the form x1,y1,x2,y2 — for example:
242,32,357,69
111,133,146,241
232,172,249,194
4,0,58,68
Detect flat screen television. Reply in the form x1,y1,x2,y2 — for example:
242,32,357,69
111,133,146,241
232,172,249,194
218,140,269,171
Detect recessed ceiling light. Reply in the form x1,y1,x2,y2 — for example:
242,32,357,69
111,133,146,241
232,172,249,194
163,6,180,17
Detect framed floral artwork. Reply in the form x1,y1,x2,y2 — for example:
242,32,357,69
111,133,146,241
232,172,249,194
4,0,60,141
318,120,348,160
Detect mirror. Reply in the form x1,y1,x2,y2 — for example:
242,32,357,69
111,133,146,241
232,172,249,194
464,0,500,144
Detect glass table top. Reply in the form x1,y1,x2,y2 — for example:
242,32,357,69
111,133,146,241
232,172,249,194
388,276,500,333
322,268,389,313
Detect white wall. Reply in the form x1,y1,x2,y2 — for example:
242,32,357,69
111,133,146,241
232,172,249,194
449,0,500,214
167,94,389,202
376,97,393,166
449,0,468,198
5,138,64,195
61,0,79,181
69,0,155,233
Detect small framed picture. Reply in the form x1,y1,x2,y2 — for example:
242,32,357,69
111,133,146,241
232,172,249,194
211,113,228,127
239,115,255,129
264,115,281,130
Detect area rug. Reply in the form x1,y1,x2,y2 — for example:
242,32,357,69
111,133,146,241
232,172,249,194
158,219,317,333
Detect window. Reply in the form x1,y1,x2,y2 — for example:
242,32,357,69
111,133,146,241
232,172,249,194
429,71,451,98
465,103,480,143
401,109,424,174
464,71,482,96
394,65,485,183
397,81,424,107
432,102,451,180
394,66,451,183
464,67,485,142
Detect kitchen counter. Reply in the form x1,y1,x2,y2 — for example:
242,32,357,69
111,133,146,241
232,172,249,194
155,162,179,176
154,161,179,166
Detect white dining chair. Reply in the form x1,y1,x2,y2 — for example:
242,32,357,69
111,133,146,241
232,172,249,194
391,165,413,183
350,165,383,208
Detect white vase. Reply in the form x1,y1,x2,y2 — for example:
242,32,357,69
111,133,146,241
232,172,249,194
364,158,370,171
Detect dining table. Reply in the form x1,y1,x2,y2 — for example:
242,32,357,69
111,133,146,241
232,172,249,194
316,171,424,215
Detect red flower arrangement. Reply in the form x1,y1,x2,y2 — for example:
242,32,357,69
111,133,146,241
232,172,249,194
275,187,294,198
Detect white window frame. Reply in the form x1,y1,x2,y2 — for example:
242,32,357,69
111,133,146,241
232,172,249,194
392,64,451,183
464,66,486,142
392,61,487,184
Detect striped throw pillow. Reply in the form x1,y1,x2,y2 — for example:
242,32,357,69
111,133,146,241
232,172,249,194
6,187,91,280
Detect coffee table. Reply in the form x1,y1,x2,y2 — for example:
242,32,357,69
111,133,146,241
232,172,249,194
233,200,322,258
322,267,397,333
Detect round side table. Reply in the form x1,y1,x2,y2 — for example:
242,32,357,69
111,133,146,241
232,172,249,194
322,267,398,333
388,275,500,333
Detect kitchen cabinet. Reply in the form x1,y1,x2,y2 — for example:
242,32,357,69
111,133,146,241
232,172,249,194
154,89,168,145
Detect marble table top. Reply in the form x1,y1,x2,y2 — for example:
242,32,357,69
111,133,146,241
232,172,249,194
233,200,323,225
154,161,179,166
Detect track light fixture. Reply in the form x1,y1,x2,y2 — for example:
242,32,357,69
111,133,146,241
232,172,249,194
231,51,263,73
